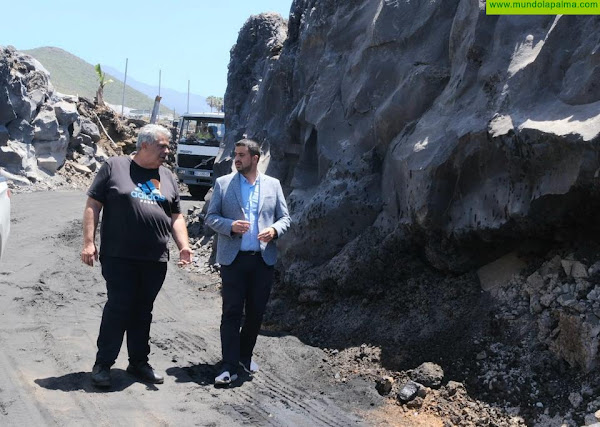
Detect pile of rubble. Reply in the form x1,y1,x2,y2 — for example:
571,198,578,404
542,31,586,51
0,45,159,192
1,47,95,179
474,249,600,425
301,246,600,426
492,253,600,373
177,201,220,282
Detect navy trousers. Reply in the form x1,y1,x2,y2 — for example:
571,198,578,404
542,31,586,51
220,252,274,373
95,256,167,366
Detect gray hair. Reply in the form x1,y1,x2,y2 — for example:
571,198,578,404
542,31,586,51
137,124,171,150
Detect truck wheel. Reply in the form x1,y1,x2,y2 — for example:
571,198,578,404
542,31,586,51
188,185,209,200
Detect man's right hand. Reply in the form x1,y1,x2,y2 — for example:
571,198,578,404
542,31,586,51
231,220,250,234
81,243,98,266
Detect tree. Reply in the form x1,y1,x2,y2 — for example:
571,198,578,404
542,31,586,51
215,97,224,112
206,96,224,112
94,64,113,106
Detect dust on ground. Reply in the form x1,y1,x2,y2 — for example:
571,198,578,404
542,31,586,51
7,185,600,426
5,103,600,425
260,239,600,427
0,190,376,426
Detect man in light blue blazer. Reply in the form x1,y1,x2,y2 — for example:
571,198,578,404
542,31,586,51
206,138,291,385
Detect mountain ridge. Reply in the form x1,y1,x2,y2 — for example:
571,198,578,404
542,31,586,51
23,46,183,115
102,65,212,114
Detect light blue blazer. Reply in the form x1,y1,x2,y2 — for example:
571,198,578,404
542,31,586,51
206,172,291,266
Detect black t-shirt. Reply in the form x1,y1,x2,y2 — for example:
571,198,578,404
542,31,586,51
87,156,181,262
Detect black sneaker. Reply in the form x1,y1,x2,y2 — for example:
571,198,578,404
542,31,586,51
126,362,164,384
91,363,111,388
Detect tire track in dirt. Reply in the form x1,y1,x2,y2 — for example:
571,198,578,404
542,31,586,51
0,323,120,427
0,192,112,425
33,235,180,426
0,348,57,425
151,271,363,426
152,294,363,426
251,371,362,427
147,257,365,426
0,190,370,426
1,192,183,426
6,246,167,425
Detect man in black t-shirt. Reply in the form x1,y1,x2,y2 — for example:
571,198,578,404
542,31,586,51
81,124,192,388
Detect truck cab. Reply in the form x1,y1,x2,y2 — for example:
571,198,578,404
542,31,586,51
175,112,225,199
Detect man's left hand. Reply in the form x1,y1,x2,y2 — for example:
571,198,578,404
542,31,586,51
178,247,193,266
257,227,277,243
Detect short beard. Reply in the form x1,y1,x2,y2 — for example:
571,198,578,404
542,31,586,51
236,163,253,175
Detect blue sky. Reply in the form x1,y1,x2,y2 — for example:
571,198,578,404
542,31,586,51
2,0,293,97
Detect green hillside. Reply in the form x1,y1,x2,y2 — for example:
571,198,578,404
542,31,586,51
24,47,172,115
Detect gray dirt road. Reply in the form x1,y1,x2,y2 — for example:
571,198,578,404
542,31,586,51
0,190,375,426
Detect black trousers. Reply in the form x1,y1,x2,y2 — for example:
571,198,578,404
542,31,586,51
220,252,274,373
95,256,167,367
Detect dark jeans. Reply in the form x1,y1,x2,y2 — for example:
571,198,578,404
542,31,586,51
95,256,167,367
220,252,274,373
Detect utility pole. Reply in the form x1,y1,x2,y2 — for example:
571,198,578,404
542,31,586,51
187,80,190,113
121,58,128,117
158,69,161,97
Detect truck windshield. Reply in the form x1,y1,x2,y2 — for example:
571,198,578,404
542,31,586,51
179,119,224,147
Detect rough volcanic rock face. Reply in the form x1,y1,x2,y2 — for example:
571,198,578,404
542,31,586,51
0,46,81,180
216,12,289,178
1,46,60,176
220,3,600,284
0,46,140,185
385,12,600,272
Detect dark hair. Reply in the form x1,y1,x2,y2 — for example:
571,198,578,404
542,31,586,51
235,138,261,159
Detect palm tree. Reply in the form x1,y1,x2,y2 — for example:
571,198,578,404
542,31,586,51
94,64,113,106
206,96,224,112
215,97,224,112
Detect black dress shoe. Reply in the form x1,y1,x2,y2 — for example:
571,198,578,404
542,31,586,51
91,363,111,388
126,362,164,384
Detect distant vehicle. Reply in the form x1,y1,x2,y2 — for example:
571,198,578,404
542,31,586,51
0,177,11,260
175,112,225,199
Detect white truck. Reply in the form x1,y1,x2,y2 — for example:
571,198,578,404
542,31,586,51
175,112,225,199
